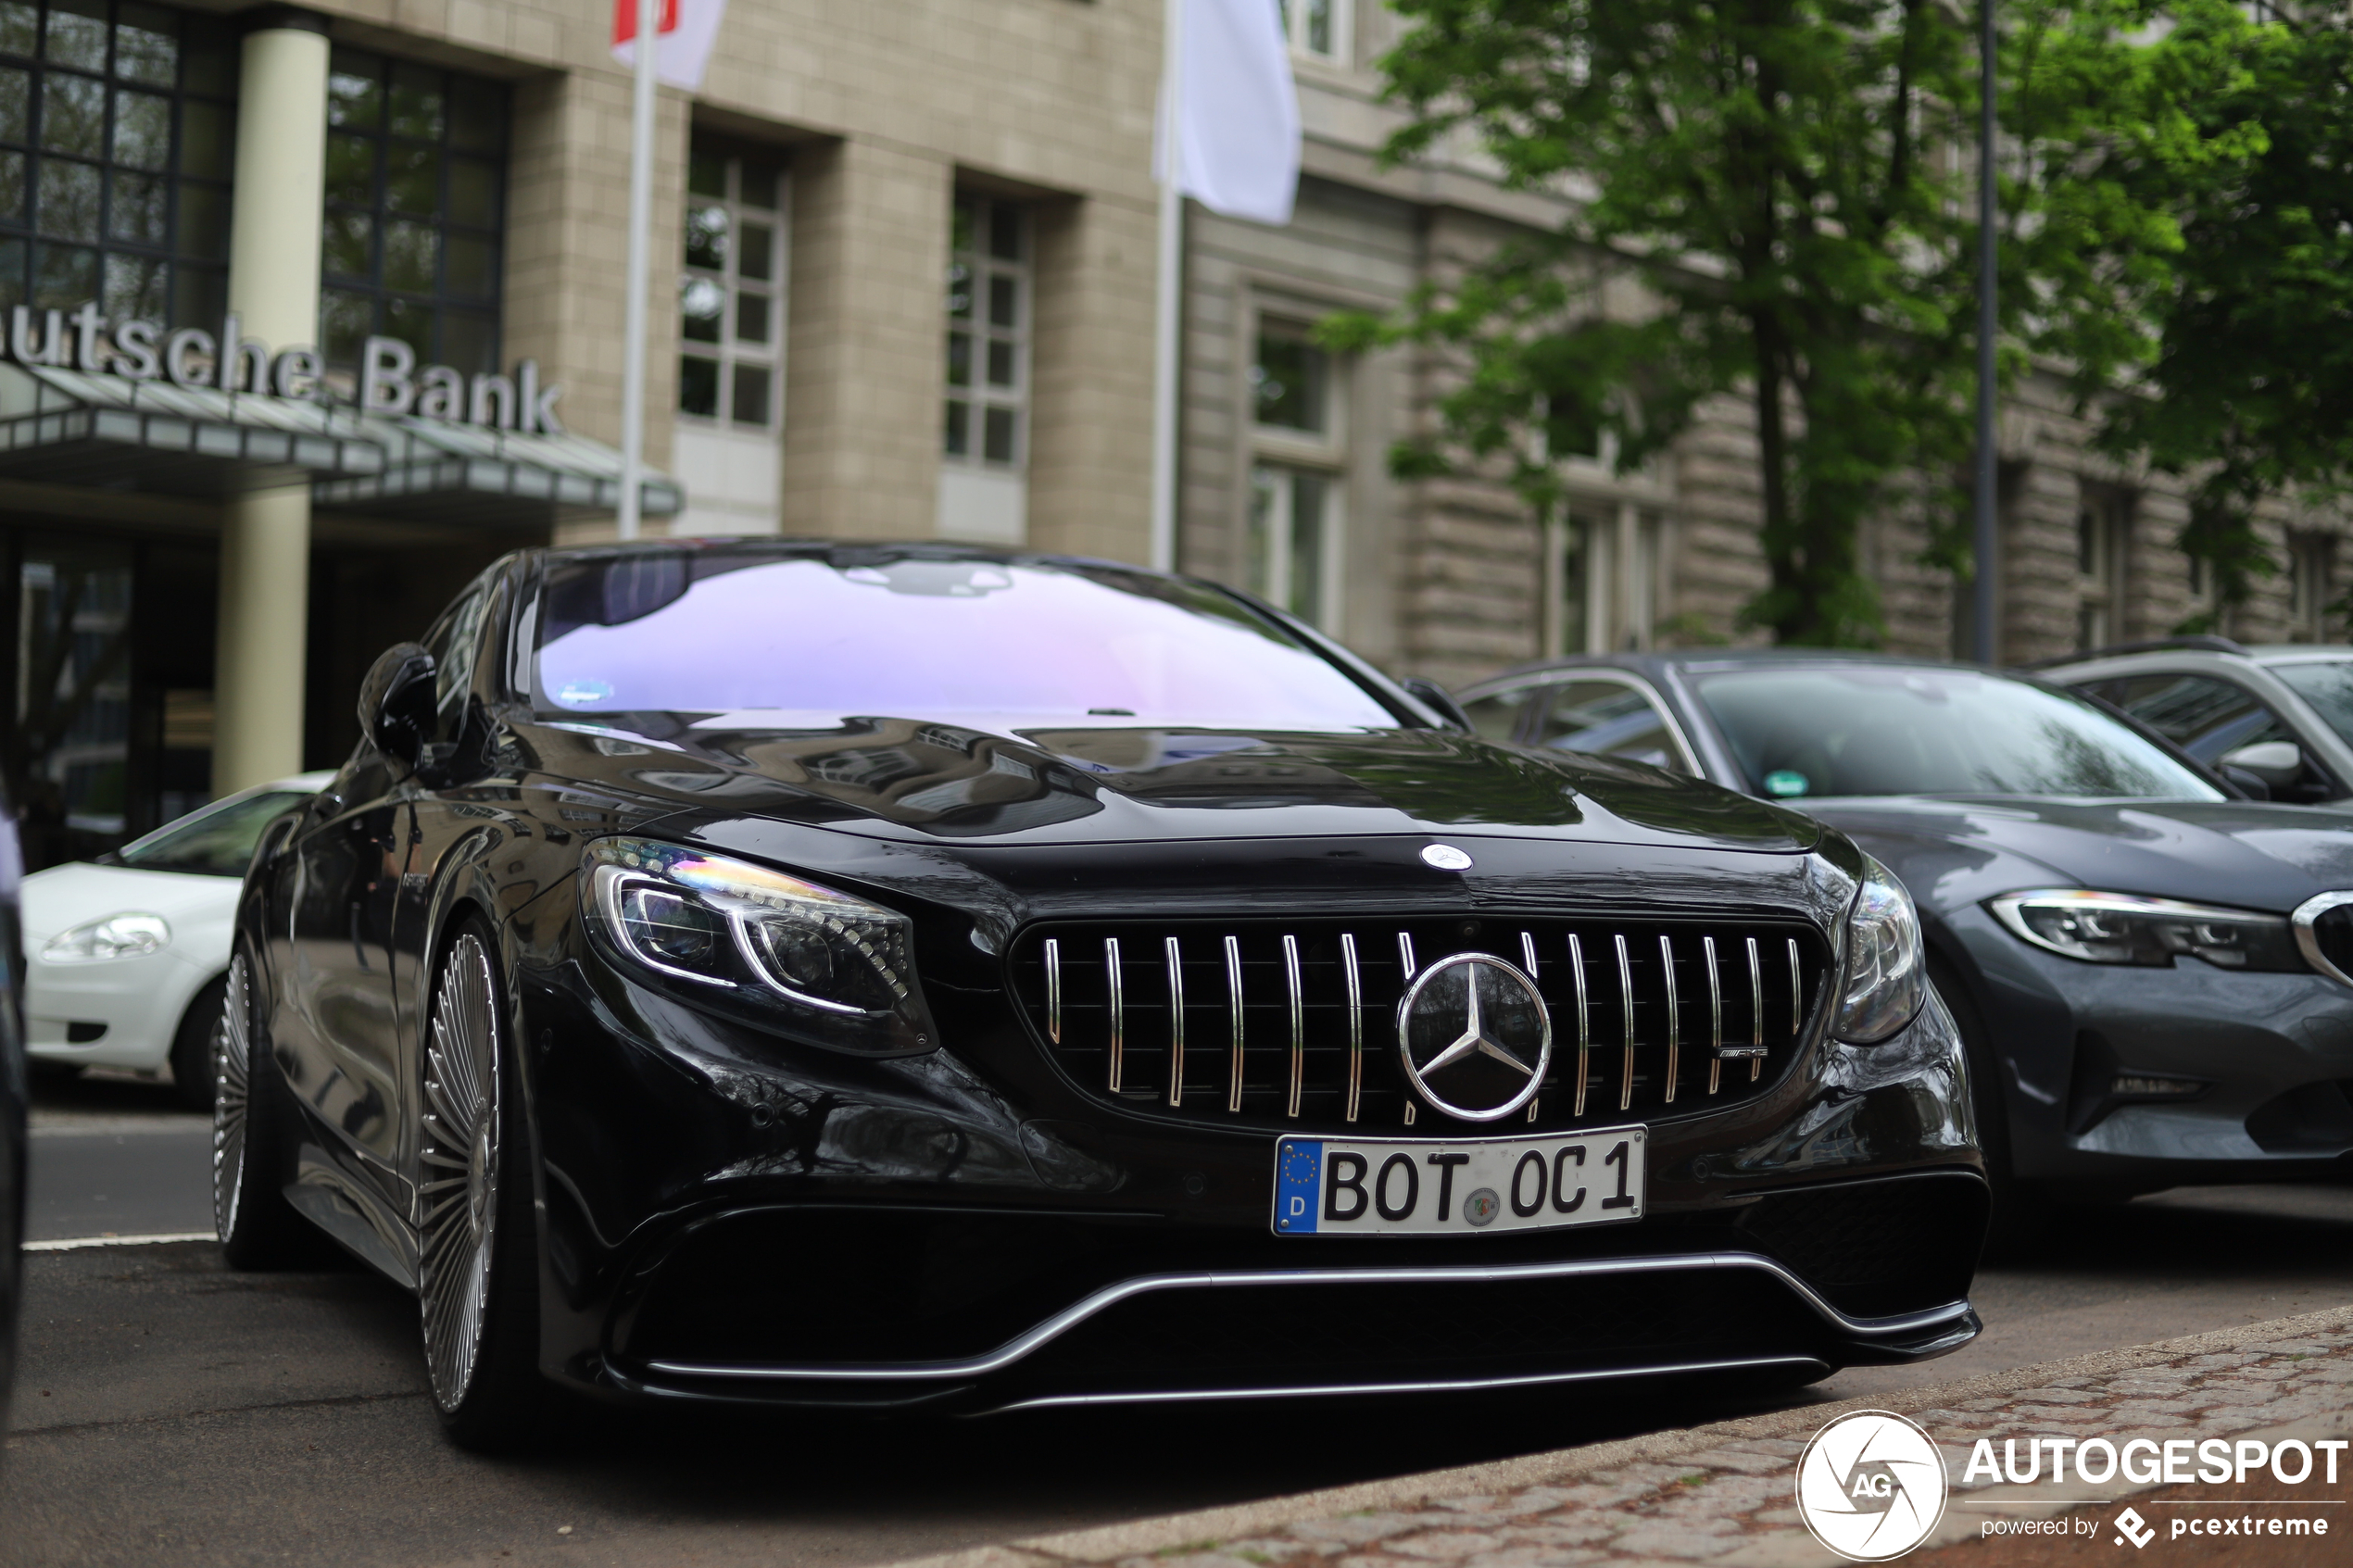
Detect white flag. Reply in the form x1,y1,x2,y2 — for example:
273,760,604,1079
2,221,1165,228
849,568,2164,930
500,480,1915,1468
1160,0,1301,226
610,0,730,93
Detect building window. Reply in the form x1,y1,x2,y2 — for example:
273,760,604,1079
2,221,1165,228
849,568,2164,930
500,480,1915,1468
2076,489,2130,652
1252,332,1327,433
1277,0,1350,61
1550,506,1660,654
0,1,237,328
1248,466,1330,624
2288,533,2335,643
678,142,785,429
942,195,1027,470
318,46,507,377
1247,320,1344,630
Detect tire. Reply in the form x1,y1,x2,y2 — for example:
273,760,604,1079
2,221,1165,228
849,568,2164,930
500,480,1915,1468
1928,952,2042,1257
419,922,547,1451
215,947,319,1268
171,975,229,1113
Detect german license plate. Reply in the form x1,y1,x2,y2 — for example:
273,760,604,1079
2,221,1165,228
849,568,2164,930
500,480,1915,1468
1272,1127,1646,1236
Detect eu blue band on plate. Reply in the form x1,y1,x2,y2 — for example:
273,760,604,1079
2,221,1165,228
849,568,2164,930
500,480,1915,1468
1277,1139,1321,1233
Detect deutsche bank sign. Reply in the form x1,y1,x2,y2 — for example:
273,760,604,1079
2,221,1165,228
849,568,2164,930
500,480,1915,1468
2,303,564,435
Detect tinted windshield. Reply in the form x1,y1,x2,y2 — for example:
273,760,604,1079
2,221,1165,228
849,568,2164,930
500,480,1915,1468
1692,667,2222,800
116,790,311,876
2270,660,2353,748
533,551,1399,730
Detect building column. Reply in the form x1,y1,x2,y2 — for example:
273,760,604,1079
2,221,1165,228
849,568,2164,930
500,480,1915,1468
211,10,329,795
779,138,951,539
1027,194,1157,565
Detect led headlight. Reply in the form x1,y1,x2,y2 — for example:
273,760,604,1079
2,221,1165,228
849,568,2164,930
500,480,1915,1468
1988,889,2302,971
1833,855,1925,1043
584,836,938,1055
42,911,170,962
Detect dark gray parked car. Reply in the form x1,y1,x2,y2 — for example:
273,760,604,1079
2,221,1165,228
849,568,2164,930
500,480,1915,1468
1456,651,2353,1236
2036,637,2353,809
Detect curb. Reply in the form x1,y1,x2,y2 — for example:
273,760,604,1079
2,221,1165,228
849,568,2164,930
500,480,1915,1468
22,1231,215,1252
884,1303,2353,1568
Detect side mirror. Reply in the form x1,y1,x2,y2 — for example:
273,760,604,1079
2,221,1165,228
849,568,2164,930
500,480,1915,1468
358,642,437,771
2218,740,2303,790
1399,676,1475,733
2219,765,2271,801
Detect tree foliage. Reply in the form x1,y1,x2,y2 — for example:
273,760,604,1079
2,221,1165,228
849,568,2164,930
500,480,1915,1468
1330,0,2316,646
2070,3,2353,624
1328,0,1994,646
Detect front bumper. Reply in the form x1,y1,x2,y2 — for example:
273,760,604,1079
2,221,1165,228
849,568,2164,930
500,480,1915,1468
23,947,212,1073
1953,906,2353,1183
610,1243,1982,1414
510,910,1988,1411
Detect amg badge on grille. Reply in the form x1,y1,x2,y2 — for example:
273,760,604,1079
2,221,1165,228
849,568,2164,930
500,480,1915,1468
1395,953,1553,1122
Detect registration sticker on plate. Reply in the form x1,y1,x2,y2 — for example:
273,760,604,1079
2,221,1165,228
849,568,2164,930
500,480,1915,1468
1273,1127,1645,1236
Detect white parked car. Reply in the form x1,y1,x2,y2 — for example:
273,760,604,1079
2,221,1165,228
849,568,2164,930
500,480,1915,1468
22,773,331,1110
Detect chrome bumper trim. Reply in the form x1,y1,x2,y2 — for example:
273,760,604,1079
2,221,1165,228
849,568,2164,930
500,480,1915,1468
644,1249,1973,1385
991,1352,1831,1412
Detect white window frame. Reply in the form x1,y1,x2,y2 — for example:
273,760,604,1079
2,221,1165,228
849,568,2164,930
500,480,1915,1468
1277,0,1352,63
1547,504,1664,656
677,148,787,433
1245,311,1347,632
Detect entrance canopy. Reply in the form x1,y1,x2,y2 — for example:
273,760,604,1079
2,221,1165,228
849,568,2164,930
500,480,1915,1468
0,364,681,525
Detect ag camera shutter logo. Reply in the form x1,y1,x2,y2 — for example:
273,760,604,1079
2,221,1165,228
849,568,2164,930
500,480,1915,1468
1795,1411,1950,1561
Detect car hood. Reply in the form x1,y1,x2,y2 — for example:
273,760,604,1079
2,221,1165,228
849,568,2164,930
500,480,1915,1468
1793,796,2353,915
524,718,1822,857
19,862,240,943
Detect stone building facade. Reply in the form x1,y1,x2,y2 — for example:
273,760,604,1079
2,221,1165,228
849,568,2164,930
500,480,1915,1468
6,0,2339,869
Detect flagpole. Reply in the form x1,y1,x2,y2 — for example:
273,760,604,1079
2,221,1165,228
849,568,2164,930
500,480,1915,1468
1148,0,1185,572
617,0,660,543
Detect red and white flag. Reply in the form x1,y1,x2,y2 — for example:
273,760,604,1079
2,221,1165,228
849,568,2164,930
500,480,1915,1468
610,0,729,93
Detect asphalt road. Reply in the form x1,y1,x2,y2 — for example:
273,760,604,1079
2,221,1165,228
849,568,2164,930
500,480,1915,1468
6,1073,2353,1568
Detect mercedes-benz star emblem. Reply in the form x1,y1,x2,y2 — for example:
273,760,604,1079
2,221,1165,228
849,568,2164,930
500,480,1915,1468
1394,953,1553,1122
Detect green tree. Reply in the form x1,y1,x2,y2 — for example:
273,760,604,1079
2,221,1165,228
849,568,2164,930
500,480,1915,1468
2070,2,2353,625
1331,0,2215,647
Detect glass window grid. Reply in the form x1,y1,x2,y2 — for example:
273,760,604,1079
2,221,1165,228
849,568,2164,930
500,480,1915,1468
1246,319,1345,631
0,1,237,327
1246,463,1329,627
318,44,507,380
677,145,785,431
942,194,1027,470
2289,534,2335,642
1277,0,1348,61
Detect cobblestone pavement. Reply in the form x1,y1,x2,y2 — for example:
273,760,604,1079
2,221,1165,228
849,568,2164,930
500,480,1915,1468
904,1307,2353,1568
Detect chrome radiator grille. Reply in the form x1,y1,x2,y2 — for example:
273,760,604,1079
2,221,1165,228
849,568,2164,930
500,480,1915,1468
1010,917,1831,1133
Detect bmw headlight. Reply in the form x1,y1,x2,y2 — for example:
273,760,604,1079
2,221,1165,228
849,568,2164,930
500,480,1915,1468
1834,856,1925,1043
42,911,170,962
1988,889,2302,971
583,837,938,1055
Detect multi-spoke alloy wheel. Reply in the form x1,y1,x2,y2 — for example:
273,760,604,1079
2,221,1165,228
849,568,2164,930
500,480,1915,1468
211,954,252,1240
420,934,504,1412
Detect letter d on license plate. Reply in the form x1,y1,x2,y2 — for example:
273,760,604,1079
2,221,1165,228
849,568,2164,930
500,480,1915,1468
1273,1127,1645,1236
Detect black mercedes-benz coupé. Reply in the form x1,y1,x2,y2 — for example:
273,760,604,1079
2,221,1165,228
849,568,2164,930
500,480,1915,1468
217,542,1986,1448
